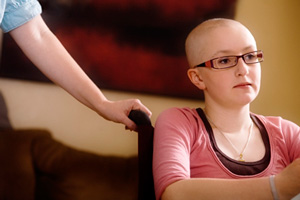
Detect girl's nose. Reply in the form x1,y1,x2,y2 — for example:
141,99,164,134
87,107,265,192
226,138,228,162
235,57,249,76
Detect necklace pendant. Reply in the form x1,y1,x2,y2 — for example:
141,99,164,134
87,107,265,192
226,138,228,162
239,154,245,162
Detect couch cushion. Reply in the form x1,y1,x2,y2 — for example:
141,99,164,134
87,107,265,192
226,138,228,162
0,128,139,200
0,129,51,200
32,131,138,200
0,92,12,130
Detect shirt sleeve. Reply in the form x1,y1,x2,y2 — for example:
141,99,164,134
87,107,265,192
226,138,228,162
1,0,42,33
282,118,300,160
153,107,195,200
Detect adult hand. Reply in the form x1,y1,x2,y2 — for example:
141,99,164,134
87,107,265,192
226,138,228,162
276,158,300,200
98,99,152,131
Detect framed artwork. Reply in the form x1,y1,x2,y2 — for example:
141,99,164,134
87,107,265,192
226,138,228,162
0,0,237,100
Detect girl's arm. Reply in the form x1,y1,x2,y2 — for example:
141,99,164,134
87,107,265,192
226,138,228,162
162,159,300,200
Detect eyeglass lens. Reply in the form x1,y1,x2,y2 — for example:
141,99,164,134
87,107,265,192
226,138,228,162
213,51,262,69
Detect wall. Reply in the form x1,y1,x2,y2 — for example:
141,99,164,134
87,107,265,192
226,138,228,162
0,0,299,156
0,78,203,156
235,0,300,124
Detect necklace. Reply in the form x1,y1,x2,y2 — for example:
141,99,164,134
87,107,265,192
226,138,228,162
206,115,253,162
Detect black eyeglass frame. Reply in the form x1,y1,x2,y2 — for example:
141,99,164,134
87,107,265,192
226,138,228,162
193,50,264,69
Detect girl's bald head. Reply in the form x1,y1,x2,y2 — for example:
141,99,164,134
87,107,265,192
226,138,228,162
185,18,255,68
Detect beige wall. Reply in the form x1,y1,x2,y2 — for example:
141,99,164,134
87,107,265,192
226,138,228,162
235,0,300,124
0,0,299,156
0,78,203,156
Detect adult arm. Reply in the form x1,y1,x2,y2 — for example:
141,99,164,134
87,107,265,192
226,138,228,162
9,15,151,130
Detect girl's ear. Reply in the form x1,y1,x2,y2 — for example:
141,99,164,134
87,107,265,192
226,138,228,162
187,68,206,90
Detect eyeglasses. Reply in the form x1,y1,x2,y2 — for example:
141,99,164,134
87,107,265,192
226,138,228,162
193,50,264,69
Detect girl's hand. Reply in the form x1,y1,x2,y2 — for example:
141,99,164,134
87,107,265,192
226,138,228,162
276,158,300,200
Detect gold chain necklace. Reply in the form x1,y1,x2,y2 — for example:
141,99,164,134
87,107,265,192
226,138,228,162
206,115,253,162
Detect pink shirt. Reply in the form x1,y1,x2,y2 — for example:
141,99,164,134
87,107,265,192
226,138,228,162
153,107,300,200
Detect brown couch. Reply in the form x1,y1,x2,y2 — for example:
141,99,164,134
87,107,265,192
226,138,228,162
0,92,138,200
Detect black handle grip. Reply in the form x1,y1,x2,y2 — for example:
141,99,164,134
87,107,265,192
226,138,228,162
128,110,152,126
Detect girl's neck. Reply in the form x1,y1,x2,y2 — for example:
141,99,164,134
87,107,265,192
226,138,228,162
203,104,252,133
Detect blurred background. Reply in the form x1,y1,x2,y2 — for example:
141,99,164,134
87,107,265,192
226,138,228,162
0,0,299,156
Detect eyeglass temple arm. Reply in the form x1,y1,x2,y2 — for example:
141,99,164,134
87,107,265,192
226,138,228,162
194,60,213,68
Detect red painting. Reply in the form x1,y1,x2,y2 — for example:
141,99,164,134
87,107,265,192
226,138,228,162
0,0,237,99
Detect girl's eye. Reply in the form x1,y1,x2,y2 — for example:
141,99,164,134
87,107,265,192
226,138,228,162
244,53,256,61
214,56,236,68
218,58,231,64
